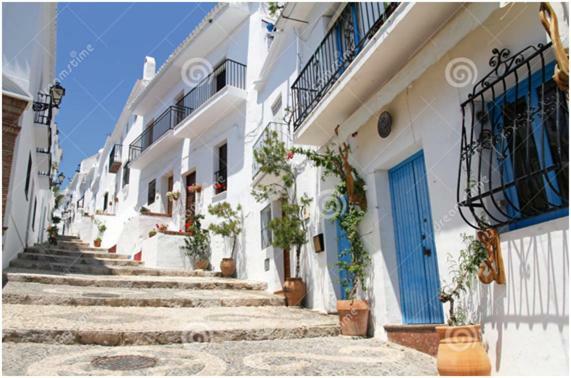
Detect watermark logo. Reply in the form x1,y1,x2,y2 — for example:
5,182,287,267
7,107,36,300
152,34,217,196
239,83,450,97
181,58,212,87
445,57,478,88
57,44,95,82
317,189,347,220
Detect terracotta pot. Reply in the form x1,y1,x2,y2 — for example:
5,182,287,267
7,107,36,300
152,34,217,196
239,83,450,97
220,258,236,277
436,325,491,376
283,278,306,306
337,299,369,336
194,259,209,270
93,239,101,247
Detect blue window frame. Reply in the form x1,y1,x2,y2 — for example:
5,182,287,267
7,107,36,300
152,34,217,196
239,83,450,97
488,61,568,231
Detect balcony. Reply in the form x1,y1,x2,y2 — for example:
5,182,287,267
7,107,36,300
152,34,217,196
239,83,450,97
109,144,122,173
128,105,192,168
173,59,247,139
35,147,50,173
252,122,291,184
291,2,461,145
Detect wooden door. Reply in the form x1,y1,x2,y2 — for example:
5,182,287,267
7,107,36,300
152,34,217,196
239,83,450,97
185,172,196,223
167,176,173,216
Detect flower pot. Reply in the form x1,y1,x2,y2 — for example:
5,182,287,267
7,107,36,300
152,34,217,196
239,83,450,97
435,325,491,376
194,259,209,270
220,258,236,277
337,299,369,336
283,278,306,306
93,239,101,247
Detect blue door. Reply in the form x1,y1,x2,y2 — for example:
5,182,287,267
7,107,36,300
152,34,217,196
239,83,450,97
336,220,352,299
389,151,443,324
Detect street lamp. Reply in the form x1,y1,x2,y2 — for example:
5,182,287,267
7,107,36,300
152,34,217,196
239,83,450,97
49,82,66,108
32,82,66,124
53,172,65,186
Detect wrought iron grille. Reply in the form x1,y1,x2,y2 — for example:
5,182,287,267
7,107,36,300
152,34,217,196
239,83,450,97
128,105,192,161
33,93,51,125
214,168,227,194
177,59,246,117
291,2,398,131
457,42,569,230
109,144,122,173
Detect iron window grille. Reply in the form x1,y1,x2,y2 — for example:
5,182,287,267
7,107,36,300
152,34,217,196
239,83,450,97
214,143,228,194
33,92,51,125
109,144,122,173
457,42,568,230
147,179,156,205
291,2,398,131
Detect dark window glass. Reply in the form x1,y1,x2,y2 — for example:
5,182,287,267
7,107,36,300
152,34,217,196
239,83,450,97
31,197,37,231
122,165,130,187
25,153,32,200
260,204,272,249
147,179,156,205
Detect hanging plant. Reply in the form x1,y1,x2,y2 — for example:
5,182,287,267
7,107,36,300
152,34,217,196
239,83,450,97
187,184,203,193
166,191,180,201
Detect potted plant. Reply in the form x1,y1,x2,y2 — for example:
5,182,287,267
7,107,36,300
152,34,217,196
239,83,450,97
208,202,242,277
93,220,106,247
47,225,58,245
293,138,370,336
181,214,210,270
187,184,202,193
155,223,168,233
166,191,180,201
148,229,157,238
252,129,311,306
437,233,491,376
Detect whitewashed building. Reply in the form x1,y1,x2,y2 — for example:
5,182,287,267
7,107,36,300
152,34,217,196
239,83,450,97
2,2,65,269
63,2,568,375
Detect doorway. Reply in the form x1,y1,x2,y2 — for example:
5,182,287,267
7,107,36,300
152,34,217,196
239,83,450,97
166,176,174,216
185,172,196,223
389,151,443,324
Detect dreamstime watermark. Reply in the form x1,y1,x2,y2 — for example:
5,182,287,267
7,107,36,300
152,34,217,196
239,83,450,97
57,44,95,82
445,57,478,88
316,189,347,220
181,58,213,87
181,322,214,349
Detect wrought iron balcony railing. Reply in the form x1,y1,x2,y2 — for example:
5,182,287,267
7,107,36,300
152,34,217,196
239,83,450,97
129,105,192,161
252,122,291,177
291,2,398,131
457,42,569,230
176,59,246,115
109,144,122,173
33,92,51,125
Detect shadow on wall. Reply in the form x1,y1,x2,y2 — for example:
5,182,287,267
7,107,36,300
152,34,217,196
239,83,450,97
477,218,569,373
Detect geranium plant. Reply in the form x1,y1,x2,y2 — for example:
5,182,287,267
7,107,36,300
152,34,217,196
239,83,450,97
181,214,210,264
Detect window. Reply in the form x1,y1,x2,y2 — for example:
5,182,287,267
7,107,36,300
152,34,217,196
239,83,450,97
214,143,227,194
260,204,272,249
25,153,32,200
457,43,568,231
103,192,108,212
122,164,130,187
31,197,37,231
147,179,156,205
271,95,282,119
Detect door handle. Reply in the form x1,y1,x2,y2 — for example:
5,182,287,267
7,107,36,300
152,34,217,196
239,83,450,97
423,247,432,257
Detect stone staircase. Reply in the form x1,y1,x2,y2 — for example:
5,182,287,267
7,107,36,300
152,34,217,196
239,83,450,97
2,236,339,346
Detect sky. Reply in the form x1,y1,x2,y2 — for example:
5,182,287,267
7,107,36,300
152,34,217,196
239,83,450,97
55,2,216,187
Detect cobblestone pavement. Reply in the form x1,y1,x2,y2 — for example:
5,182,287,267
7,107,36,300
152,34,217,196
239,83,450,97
2,337,436,376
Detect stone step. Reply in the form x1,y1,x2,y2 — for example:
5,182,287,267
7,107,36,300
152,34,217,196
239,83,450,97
56,235,81,241
3,282,285,307
4,271,266,290
25,247,128,260
2,304,339,345
18,252,141,267
8,260,220,277
40,242,106,252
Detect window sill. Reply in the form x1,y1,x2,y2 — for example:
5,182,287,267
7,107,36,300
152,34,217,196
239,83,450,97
501,208,569,233
212,191,227,203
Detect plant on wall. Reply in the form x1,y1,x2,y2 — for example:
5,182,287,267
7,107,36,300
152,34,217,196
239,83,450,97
181,214,210,268
208,202,242,259
166,191,180,201
439,233,488,326
47,225,58,245
252,129,311,279
292,140,369,300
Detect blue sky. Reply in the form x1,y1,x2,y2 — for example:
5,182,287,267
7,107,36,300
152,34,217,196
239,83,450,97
56,2,215,186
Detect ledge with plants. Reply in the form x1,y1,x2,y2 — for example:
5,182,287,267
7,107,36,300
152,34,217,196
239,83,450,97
181,214,211,270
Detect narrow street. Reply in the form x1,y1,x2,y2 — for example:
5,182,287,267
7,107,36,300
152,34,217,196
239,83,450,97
2,236,436,375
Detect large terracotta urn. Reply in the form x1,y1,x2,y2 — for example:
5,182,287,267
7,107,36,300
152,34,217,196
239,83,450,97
336,299,369,336
283,277,306,306
194,259,209,270
435,325,491,376
220,258,236,277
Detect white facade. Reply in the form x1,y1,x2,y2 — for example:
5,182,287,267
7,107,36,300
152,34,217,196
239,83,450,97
62,2,568,375
2,2,64,269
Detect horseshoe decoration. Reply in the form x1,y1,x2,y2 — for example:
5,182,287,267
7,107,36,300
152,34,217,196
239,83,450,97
477,228,506,285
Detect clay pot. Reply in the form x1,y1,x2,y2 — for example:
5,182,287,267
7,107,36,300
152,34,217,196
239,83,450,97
194,259,209,270
337,299,369,336
435,325,491,376
93,239,101,247
283,278,306,306
220,258,236,277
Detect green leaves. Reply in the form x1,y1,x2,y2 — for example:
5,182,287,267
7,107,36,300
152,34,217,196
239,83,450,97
208,202,242,259
181,214,210,262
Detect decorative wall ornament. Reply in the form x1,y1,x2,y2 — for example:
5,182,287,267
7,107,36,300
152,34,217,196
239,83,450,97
377,111,392,138
476,228,506,285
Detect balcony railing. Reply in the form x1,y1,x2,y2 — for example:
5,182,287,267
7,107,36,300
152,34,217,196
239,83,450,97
252,122,290,177
176,59,246,116
291,2,398,131
109,144,122,173
33,92,51,125
129,105,192,161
